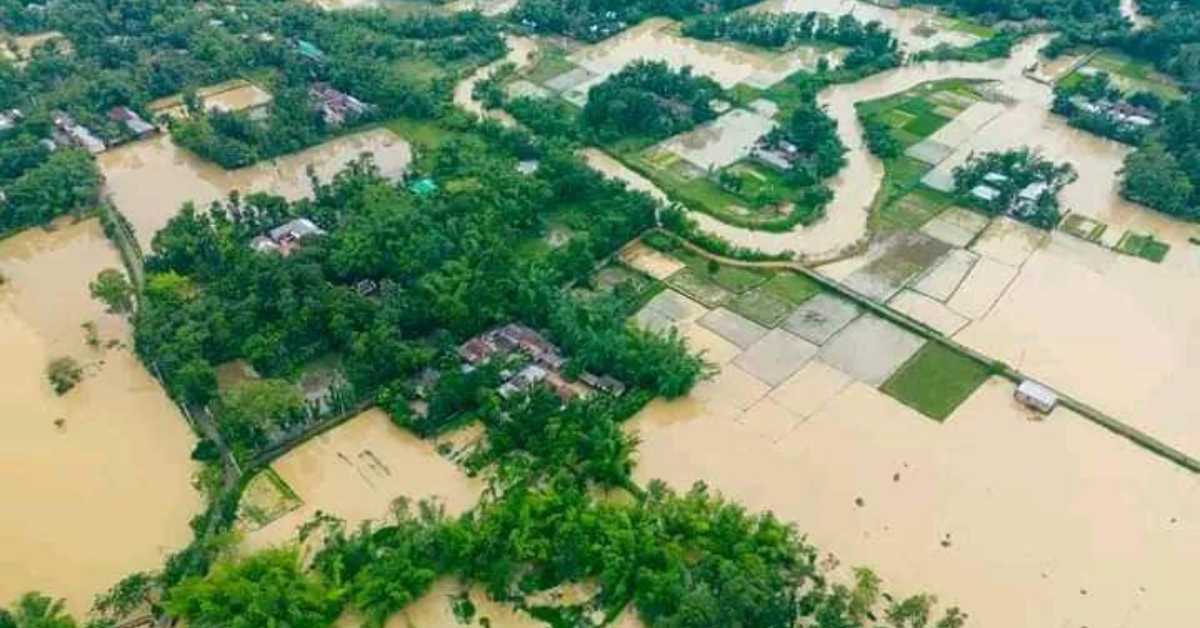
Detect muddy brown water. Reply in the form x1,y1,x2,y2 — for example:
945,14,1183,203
749,0,981,53
629,376,1200,626
98,129,411,251
244,409,483,551
454,35,540,124
0,219,202,615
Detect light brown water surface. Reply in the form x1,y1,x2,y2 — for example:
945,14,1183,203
99,129,411,250
0,219,201,614
630,375,1200,626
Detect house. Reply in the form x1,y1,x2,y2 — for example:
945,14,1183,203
983,172,1009,185
108,106,156,138
516,160,540,175
752,138,800,172
354,279,379,297
51,112,105,154
970,184,1001,202
1015,380,1057,413
498,364,549,399
310,83,372,128
296,39,326,62
408,177,438,197
580,372,626,397
1017,182,1049,204
250,218,327,256
0,109,21,132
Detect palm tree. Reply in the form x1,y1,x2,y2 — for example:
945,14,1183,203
5,593,76,628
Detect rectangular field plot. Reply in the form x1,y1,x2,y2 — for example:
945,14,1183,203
734,329,820,387
665,268,734,307
698,307,770,349
761,272,823,305
818,314,927,387
782,293,861,346
728,287,797,328
880,342,991,421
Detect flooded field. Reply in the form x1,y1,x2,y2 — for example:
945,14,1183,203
658,107,777,171
749,0,981,52
147,79,274,120
630,368,1200,626
99,128,411,250
0,219,201,614
244,409,483,551
560,17,840,101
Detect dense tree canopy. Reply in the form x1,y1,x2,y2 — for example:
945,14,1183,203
510,0,760,42
582,60,723,142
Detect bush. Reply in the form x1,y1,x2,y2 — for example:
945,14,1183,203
47,356,83,395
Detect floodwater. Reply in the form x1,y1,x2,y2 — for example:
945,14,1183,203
749,0,981,53
954,232,1200,458
98,128,411,250
446,0,517,16
566,18,842,93
0,219,201,615
245,409,483,551
580,148,669,204
309,0,379,9
147,80,274,120
454,35,540,123
629,373,1200,626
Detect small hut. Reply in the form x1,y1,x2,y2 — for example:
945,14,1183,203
1015,380,1057,413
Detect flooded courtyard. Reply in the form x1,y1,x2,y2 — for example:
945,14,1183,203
0,219,201,614
99,128,411,250
244,409,483,551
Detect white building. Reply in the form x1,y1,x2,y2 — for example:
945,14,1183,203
1015,380,1058,413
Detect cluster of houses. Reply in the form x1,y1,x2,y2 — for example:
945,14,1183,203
309,83,373,128
458,323,626,403
1069,96,1156,128
518,10,627,39
47,107,157,154
250,218,327,256
752,136,802,172
969,172,1052,219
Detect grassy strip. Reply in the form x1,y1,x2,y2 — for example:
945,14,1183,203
881,343,991,421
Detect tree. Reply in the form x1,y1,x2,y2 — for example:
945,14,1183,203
215,379,306,457
89,269,134,314
46,357,83,395
2,593,77,628
165,547,340,628
1121,141,1195,216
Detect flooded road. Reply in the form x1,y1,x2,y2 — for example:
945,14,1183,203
0,219,201,614
629,376,1200,626
99,128,411,250
454,35,539,124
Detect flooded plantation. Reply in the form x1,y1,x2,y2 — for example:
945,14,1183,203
0,219,202,614
99,128,412,250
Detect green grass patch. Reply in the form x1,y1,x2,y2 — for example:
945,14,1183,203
881,343,991,421
942,17,996,39
385,117,462,150
1061,213,1108,242
623,150,824,232
761,271,823,305
874,189,949,233
237,468,302,530
526,46,578,85
728,288,797,328
901,110,952,138
664,268,733,307
672,248,770,294
1117,231,1171,263
1074,51,1185,101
